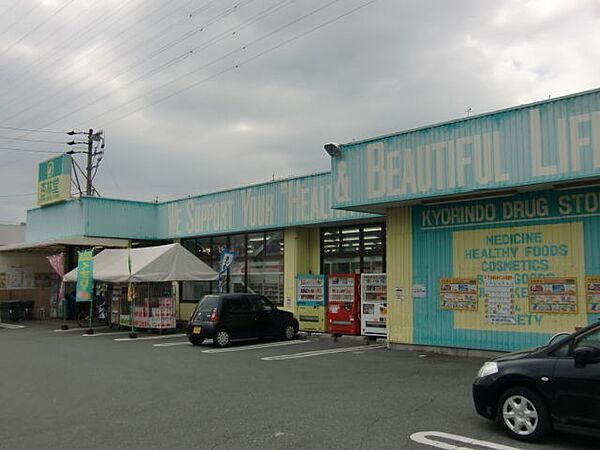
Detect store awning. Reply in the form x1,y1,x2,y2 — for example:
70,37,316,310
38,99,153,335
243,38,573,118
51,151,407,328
63,243,218,283
0,236,130,253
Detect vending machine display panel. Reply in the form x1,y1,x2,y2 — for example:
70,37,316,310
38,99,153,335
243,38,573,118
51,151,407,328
327,274,360,335
361,273,387,337
296,274,327,332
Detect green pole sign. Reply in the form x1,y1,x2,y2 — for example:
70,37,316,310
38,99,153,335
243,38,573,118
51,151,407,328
37,154,72,206
76,250,94,303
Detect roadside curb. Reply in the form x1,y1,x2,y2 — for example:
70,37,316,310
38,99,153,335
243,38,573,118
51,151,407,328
298,331,387,345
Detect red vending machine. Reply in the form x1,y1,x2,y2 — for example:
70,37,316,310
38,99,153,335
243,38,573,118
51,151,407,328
327,274,360,335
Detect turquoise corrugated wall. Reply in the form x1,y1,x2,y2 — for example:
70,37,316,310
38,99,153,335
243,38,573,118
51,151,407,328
410,187,600,352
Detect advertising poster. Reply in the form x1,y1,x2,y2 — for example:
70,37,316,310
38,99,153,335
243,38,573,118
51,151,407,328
6,267,24,288
451,222,586,332
585,276,600,313
529,277,577,313
218,250,235,293
76,250,94,302
481,274,516,324
440,278,478,311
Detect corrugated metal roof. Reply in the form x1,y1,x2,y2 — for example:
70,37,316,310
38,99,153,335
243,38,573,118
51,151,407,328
0,236,129,253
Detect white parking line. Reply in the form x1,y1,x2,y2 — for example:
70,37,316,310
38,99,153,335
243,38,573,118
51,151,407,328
261,344,386,360
53,326,108,333
409,431,523,450
82,331,132,337
154,341,192,347
0,323,25,329
114,334,186,342
202,340,310,353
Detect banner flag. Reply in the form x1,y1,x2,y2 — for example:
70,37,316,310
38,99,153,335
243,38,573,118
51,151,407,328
75,250,94,302
46,253,65,302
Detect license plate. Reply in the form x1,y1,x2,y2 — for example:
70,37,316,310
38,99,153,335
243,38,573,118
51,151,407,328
193,326,201,334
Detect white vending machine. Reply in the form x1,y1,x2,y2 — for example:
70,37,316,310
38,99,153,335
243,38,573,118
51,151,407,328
360,273,387,337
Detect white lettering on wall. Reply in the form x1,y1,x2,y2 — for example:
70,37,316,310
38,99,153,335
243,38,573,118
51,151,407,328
168,199,235,236
168,203,182,236
531,109,600,176
367,142,385,199
284,181,351,223
530,109,556,176
365,131,508,200
242,189,274,228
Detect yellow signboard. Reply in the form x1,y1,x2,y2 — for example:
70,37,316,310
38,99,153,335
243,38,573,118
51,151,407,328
452,222,587,333
37,154,71,206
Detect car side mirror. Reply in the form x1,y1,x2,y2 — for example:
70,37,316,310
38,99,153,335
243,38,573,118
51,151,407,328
573,346,599,366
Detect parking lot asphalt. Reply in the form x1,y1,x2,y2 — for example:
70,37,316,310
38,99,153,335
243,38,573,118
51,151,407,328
0,321,594,450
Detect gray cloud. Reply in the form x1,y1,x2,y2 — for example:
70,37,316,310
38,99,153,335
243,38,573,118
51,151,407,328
1,0,599,224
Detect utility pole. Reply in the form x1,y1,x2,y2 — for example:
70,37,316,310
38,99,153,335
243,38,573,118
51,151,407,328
67,128,105,197
86,128,93,196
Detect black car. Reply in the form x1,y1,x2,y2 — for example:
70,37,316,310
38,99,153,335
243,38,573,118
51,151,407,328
473,320,600,442
186,294,299,348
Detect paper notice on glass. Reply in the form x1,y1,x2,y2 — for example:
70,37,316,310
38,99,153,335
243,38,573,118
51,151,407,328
394,286,404,302
482,274,516,325
412,284,426,298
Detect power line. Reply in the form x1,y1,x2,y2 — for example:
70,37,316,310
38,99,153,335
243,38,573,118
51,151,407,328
0,0,170,96
9,0,296,129
0,146,65,154
0,192,36,198
0,0,78,59
20,0,341,130
0,125,67,134
3,0,379,139
93,0,348,124
0,136,69,145
0,0,236,123
102,0,381,126
0,2,42,42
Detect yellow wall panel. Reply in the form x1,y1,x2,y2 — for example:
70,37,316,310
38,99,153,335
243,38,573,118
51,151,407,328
283,227,321,313
386,207,413,343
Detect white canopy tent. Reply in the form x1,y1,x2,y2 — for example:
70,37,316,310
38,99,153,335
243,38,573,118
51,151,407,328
64,243,218,283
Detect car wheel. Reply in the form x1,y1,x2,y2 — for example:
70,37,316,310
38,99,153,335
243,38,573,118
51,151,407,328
282,322,297,341
213,329,231,348
188,336,204,346
498,387,551,442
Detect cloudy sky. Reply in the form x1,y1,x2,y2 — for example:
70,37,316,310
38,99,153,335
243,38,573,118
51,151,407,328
0,0,599,224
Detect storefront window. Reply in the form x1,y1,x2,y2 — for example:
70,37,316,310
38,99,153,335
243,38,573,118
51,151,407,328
322,223,385,275
362,225,385,273
181,230,284,305
229,234,246,293
247,232,284,305
322,229,341,256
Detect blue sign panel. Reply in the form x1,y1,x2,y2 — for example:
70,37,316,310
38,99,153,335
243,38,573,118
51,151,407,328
332,88,600,210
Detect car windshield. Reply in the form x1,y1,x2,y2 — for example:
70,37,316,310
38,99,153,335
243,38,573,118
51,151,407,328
198,295,220,312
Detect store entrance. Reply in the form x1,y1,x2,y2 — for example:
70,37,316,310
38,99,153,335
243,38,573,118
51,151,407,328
321,223,387,337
